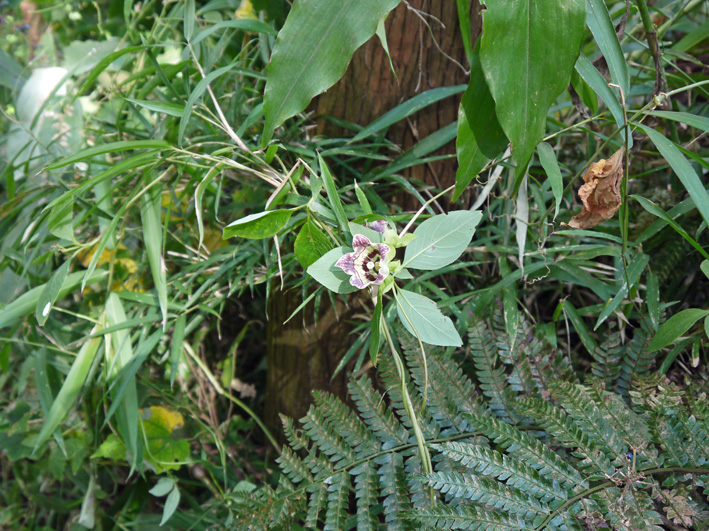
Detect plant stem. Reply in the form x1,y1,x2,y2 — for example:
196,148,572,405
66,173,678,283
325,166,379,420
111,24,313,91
381,320,433,478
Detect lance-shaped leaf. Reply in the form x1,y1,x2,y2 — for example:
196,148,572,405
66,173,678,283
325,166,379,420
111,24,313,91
262,0,402,144
454,44,508,201
479,0,585,181
223,209,293,240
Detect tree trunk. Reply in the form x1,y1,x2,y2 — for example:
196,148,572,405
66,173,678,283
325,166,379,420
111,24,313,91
265,1,481,431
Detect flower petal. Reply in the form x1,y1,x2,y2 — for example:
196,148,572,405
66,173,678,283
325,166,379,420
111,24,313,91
349,271,369,289
367,220,388,234
335,253,356,275
351,234,372,253
377,243,390,262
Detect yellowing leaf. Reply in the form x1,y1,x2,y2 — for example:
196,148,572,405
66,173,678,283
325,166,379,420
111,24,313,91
141,406,184,432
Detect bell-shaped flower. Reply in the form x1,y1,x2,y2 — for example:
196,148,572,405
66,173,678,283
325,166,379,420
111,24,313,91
335,234,391,289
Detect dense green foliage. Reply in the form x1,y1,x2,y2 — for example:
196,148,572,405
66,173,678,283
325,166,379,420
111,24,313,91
0,0,708,529
233,318,709,530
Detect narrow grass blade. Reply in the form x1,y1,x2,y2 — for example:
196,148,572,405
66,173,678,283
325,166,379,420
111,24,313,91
140,175,168,329
35,327,103,450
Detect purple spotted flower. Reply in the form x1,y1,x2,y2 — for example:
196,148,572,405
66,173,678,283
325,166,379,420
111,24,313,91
336,234,391,289
366,220,388,234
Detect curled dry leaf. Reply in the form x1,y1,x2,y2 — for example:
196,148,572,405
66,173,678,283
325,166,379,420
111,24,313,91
564,147,625,229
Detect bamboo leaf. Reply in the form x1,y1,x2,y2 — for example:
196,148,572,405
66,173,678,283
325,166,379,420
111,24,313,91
636,123,709,228
45,140,170,170
35,259,72,326
649,309,709,352
35,328,103,449
537,142,563,220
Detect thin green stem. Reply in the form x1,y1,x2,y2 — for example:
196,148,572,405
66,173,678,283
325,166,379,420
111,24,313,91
381,320,433,478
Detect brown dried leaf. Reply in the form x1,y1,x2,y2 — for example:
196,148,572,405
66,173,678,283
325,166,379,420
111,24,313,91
564,147,625,229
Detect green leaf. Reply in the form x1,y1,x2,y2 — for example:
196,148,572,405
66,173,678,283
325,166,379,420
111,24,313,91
46,198,75,241
382,122,458,177
648,110,709,132
75,45,148,97
319,155,350,241
352,85,465,142
223,209,293,239
262,0,401,144
170,314,186,389
454,45,508,201
140,406,190,472
537,142,563,220
191,20,278,46
575,54,631,147
126,98,185,117
631,194,709,261
150,477,175,497
35,330,103,450
395,289,462,347
499,257,519,350
35,259,72,326
649,309,709,352
195,164,224,250
354,181,373,215
479,0,585,178
295,220,333,269
306,247,358,294
403,210,482,270
456,0,473,65
45,140,170,170
0,269,108,330
140,177,168,329
586,0,629,98
647,271,659,330
184,0,196,41
636,123,709,228
161,486,181,526
594,252,650,330
105,293,140,470
178,61,242,146
701,260,709,280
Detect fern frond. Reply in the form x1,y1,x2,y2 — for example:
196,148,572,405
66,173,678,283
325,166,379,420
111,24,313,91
313,391,380,458
463,411,587,489
304,482,327,529
376,451,413,530
586,380,659,466
352,460,380,531
323,471,350,531
594,487,664,531
301,405,357,468
303,448,334,480
424,470,549,520
590,324,622,385
618,327,656,395
432,442,568,503
348,375,409,449
378,353,440,439
409,504,529,530
269,483,305,530
277,446,313,484
516,397,614,477
401,327,481,433
469,321,519,422
281,414,310,451
550,381,626,460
